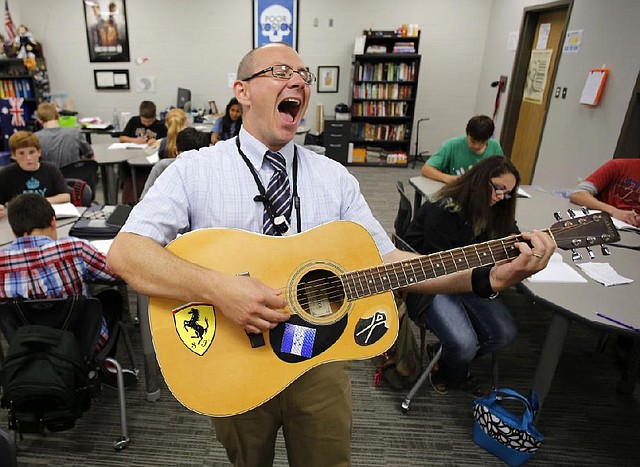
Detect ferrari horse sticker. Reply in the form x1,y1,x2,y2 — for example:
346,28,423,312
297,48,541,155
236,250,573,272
173,303,216,355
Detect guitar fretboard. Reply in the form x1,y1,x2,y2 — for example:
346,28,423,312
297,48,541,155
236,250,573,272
341,232,538,300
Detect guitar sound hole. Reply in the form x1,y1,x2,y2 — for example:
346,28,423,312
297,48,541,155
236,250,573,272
296,269,345,319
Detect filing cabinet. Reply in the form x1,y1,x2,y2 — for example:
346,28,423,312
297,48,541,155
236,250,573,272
323,119,350,165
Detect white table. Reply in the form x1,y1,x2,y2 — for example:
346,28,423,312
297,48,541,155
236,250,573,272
408,176,639,416
92,144,146,205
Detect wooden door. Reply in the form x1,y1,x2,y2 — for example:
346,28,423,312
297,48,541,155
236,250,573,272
510,8,568,184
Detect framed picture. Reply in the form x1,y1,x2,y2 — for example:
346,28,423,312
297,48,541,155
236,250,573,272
253,0,298,49
317,66,339,93
83,0,130,62
94,69,130,90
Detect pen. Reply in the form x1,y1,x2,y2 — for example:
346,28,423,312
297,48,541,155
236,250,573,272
595,312,640,332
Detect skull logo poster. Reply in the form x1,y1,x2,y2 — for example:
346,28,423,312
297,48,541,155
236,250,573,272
253,0,298,50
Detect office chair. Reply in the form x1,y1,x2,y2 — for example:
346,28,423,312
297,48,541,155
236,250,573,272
0,296,134,450
66,178,93,207
60,160,99,198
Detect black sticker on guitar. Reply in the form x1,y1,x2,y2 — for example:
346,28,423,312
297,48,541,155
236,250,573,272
354,311,388,346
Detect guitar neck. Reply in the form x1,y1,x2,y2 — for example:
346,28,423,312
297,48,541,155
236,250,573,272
342,230,548,300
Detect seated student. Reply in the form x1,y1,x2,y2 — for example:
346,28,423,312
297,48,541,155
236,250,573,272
119,100,167,145
0,194,137,387
157,108,189,159
569,158,640,227
35,103,94,168
404,156,520,397
140,127,211,200
119,101,168,204
0,131,70,218
421,115,503,184
210,97,242,145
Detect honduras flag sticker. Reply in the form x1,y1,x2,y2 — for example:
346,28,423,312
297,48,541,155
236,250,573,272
281,323,316,358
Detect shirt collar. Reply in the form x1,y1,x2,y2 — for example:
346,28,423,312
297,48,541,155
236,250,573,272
238,127,295,171
7,235,54,250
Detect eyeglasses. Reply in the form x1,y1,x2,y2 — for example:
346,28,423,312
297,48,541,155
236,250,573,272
242,65,316,85
489,180,512,200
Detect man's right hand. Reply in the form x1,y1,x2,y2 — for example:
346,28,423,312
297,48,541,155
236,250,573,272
211,273,291,334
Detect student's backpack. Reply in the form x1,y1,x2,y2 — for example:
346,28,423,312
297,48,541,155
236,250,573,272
372,299,422,390
0,324,93,434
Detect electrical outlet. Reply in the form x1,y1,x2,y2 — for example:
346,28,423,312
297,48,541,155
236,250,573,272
562,87,568,99
555,87,561,98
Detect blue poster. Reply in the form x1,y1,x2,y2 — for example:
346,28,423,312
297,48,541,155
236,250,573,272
253,0,297,49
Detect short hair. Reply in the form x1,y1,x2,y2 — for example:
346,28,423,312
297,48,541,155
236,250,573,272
9,130,40,153
139,101,157,119
465,115,495,142
37,103,59,123
7,193,55,237
176,127,210,153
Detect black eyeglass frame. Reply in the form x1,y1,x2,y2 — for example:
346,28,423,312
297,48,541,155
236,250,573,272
489,180,513,200
242,64,316,85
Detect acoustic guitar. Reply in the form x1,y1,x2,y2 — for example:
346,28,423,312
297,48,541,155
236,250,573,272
148,214,619,416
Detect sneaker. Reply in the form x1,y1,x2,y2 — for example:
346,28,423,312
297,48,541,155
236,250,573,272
428,370,448,395
101,363,138,389
450,373,490,398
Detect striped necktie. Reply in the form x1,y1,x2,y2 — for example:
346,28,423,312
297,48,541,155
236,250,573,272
263,151,292,235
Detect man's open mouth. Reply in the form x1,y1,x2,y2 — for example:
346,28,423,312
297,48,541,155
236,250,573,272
278,98,301,124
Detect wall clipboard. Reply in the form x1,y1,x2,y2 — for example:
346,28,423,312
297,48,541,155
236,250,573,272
579,68,609,106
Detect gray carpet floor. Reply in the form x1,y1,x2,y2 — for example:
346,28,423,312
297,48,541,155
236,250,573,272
2,164,639,466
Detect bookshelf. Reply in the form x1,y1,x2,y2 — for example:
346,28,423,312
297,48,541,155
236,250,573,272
0,58,50,152
349,30,421,167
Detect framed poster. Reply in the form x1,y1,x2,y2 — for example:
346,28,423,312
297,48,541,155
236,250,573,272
83,0,130,62
317,66,339,93
253,0,298,49
94,69,130,90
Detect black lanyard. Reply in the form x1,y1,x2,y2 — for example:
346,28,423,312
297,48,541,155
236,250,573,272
235,136,301,235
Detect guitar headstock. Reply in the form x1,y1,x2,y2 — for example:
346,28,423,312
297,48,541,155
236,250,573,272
551,212,620,252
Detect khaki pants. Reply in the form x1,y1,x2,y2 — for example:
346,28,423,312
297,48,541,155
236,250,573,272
214,362,352,467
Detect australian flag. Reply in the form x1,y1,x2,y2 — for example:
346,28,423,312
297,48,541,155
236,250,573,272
0,97,30,152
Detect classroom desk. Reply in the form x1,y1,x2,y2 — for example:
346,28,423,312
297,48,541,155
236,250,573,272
81,127,121,144
92,144,145,204
514,187,639,417
407,177,639,417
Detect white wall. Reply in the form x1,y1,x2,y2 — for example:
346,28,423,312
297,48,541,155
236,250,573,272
14,0,640,188
15,0,492,153
477,0,640,188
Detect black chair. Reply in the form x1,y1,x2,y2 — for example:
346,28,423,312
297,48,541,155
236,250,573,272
0,296,133,450
66,178,93,207
392,181,414,253
60,160,99,198
409,118,430,169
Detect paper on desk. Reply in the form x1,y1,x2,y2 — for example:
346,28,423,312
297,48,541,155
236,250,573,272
575,262,633,287
146,152,159,164
108,142,149,150
53,202,80,219
526,252,588,283
517,187,531,198
90,239,113,255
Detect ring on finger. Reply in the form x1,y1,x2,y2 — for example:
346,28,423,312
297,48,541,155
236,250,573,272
532,252,543,259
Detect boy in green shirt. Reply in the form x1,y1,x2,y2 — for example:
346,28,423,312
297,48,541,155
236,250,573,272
421,115,503,184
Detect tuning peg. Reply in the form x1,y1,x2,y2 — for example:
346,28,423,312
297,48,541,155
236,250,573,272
585,246,596,260
571,249,582,261
567,209,576,218
581,206,590,215
554,212,563,221
601,244,611,256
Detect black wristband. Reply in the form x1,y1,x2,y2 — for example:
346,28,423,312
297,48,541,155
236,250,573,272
472,265,497,299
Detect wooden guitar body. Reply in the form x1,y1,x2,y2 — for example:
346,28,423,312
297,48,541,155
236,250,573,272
148,221,398,417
